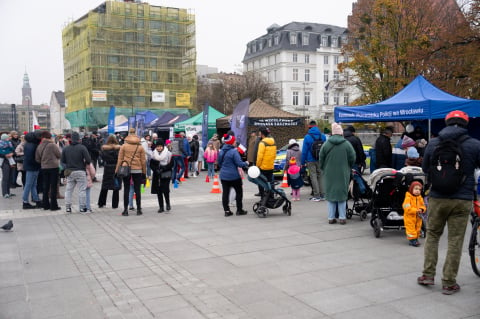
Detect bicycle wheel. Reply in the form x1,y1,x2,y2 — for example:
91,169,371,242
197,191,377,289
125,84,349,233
469,218,480,277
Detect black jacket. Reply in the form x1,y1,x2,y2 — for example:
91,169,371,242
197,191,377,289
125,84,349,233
375,134,392,169
61,142,91,171
344,130,366,166
23,132,41,172
100,144,120,190
422,125,480,200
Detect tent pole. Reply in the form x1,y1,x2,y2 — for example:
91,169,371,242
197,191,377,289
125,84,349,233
428,119,431,139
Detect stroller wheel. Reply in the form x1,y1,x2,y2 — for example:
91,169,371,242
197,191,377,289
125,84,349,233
256,207,267,218
282,205,288,214
346,209,353,219
253,203,260,213
373,219,382,238
360,210,368,221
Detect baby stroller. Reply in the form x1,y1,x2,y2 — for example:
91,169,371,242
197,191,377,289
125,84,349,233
247,166,292,218
346,169,372,221
368,167,426,238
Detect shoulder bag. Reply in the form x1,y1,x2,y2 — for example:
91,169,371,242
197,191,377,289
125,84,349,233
117,145,139,178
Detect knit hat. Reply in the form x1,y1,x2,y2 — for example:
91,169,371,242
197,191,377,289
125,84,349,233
408,181,423,194
288,139,297,145
289,157,297,165
223,134,235,145
1,133,8,140
407,147,419,159
308,120,317,127
331,122,343,135
346,125,355,133
401,136,416,148
71,132,80,143
155,138,165,147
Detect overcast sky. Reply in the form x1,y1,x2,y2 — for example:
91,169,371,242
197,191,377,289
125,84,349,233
0,0,355,105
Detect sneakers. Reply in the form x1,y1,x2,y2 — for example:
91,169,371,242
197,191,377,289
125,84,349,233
79,208,88,214
310,197,323,202
129,206,135,211
409,239,421,247
417,275,434,285
3,194,11,199
66,207,72,213
236,209,248,216
23,202,36,209
442,283,460,295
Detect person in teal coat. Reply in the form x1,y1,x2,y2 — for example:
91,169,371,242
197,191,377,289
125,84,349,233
319,123,356,225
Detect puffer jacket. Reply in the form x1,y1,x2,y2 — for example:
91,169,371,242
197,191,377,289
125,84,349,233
256,137,276,170
301,126,326,165
101,143,120,190
116,134,146,174
218,144,248,181
422,125,480,200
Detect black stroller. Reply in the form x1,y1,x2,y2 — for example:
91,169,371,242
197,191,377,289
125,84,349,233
248,174,292,218
346,169,372,221
368,167,426,238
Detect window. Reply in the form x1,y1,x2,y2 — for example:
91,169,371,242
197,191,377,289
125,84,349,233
334,55,340,65
334,92,340,105
302,33,309,45
274,34,279,45
293,53,297,62
150,58,157,67
107,69,119,81
151,71,157,81
324,92,329,105
138,57,145,66
343,93,350,105
127,57,134,65
150,35,161,46
324,70,329,83
332,37,338,47
290,32,297,44
259,41,263,50
150,20,161,30
304,69,310,82
108,56,119,64
324,55,329,64
321,36,328,47
304,92,310,106
293,91,299,105
268,38,272,47
137,19,144,29
139,70,146,81
305,54,310,64
293,68,298,81
333,70,339,81
274,70,277,82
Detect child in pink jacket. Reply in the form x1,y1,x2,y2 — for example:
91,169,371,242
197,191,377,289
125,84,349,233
84,163,96,213
203,142,218,179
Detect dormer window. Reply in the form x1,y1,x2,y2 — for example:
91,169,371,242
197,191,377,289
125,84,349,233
290,32,297,45
321,36,328,47
259,41,263,50
274,34,279,45
268,37,272,47
302,33,309,46
332,37,338,48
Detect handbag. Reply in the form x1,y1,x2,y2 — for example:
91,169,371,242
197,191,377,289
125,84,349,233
160,169,172,179
117,145,139,178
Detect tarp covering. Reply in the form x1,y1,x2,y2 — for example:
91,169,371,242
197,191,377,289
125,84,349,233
174,106,226,131
334,75,480,123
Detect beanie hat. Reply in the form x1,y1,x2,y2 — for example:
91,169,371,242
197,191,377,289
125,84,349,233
289,157,297,165
401,136,416,148
409,181,423,194
407,147,419,159
288,139,297,145
71,132,80,143
331,122,343,135
1,134,8,141
309,120,317,127
223,134,235,145
346,125,355,133
155,138,165,147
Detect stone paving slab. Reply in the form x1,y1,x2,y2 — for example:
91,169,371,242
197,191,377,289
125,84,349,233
1,170,479,318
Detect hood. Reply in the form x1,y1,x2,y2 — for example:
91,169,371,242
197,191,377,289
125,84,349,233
343,130,353,138
25,132,38,144
288,143,300,151
307,126,321,139
124,134,141,145
438,125,468,141
327,134,347,145
261,137,275,146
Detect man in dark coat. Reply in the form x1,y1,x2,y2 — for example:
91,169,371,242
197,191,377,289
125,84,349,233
343,125,366,172
21,132,42,209
189,135,200,177
374,126,393,169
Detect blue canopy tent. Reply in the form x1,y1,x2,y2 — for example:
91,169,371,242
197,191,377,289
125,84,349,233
334,75,480,138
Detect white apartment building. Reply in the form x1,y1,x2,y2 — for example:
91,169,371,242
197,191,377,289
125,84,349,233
243,22,360,121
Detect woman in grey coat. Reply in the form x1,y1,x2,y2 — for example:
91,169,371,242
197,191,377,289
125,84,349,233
319,123,356,225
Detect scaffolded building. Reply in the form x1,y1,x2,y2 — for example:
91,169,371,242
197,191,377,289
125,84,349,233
62,0,196,128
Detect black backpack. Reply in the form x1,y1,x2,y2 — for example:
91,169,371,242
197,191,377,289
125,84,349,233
429,135,469,195
310,134,323,160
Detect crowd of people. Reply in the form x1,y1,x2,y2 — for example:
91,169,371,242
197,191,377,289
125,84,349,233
2,111,480,296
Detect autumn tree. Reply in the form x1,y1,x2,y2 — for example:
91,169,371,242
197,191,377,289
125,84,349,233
196,72,281,114
341,0,480,104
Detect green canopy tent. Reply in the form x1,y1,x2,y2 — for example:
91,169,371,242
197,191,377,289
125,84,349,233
174,106,225,139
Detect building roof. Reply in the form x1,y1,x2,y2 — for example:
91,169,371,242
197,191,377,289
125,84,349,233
53,91,65,107
249,99,299,118
243,21,347,61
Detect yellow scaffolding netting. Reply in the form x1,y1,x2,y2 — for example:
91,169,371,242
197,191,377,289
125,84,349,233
62,1,197,128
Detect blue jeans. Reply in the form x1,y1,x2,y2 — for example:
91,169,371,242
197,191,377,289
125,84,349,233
328,201,346,220
128,184,134,208
22,170,40,203
85,187,91,210
172,156,185,182
207,162,215,177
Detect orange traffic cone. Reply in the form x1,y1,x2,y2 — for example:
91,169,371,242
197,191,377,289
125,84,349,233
205,175,210,183
281,171,289,188
210,174,221,193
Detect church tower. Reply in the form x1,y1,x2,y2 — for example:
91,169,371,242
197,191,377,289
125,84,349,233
22,71,32,106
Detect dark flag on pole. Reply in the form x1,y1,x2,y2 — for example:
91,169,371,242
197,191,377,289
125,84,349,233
201,102,209,149
107,105,115,135
230,98,250,147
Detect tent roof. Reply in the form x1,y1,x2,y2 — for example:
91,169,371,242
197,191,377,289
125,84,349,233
136,110,159,124
334,75,480,122
249,99,299,118
174,106,226,129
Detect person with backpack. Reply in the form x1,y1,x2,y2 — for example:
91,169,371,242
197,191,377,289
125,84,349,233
170,133,186,184
301,120,326,201
418,110,480,295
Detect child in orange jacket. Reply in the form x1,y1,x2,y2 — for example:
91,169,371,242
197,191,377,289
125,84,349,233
402,181,426,247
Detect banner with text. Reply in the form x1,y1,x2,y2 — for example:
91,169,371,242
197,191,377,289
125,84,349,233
248,118,303,127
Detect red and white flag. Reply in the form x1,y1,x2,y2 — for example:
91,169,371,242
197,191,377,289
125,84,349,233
32,111,40,130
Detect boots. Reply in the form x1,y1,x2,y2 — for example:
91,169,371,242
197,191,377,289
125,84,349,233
122,209,129,216
137,208,143,215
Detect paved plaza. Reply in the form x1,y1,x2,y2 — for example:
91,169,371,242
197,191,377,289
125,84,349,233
0,169,479,319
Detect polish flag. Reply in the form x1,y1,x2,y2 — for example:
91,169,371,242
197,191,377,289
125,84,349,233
32,111,40,130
